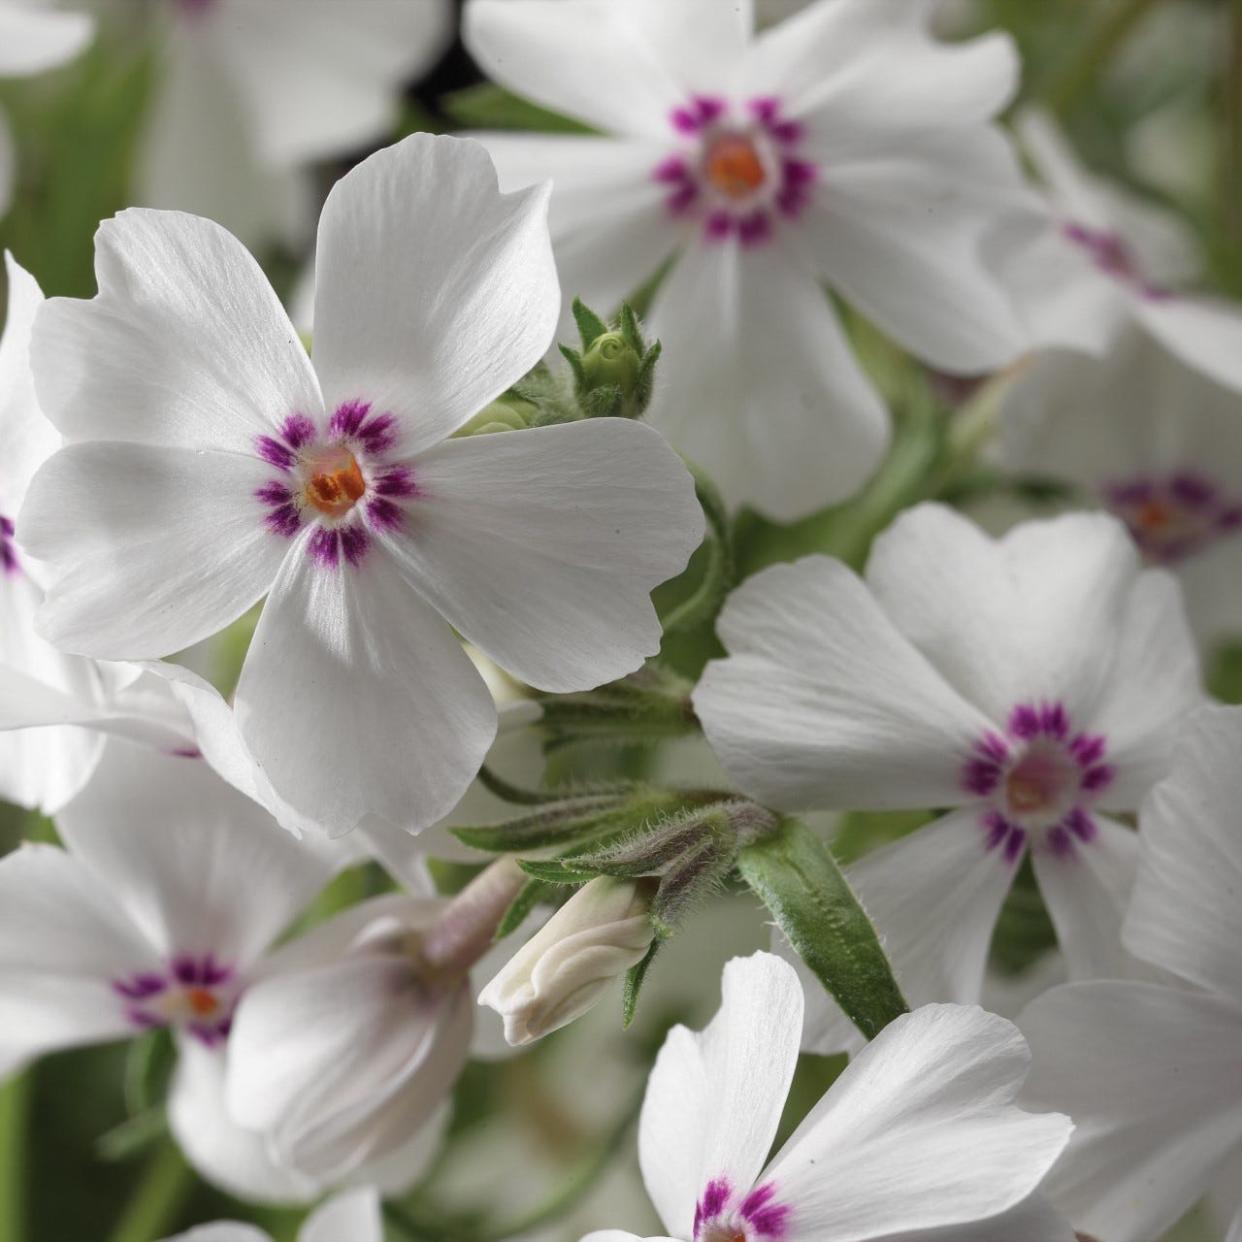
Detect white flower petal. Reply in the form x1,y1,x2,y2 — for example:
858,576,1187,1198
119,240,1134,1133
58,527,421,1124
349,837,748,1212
166,1038,321,1207
985,210,1127,356
800,132,1029,372
208,0,453,165
0,3,92,76
793,809,1018,1056
866,505,1142,725
468,131,678,341
1020,981,1242,1242
0,576,103,813
234,541,497,837
54,739,333,970
1177,538,1242,646
694,556,992,811
138,33,314,250
465,0,694,139
312,134,559,455
384,419,700,692
32,208,322,450
1030,814,1138,982
753,0,1017,147
639,952,803,1239
646,235,891,521
0,253,58,510
0,843,158,1072
1136,294,1242,395
1085,569,1202,809
1127,704,1242,1005
300,1187,383,1242
865,1194,1074,1242
765,1004,1072,1242
20,442,285,657
1015,109,1112,230
160,1226,268,1242
228,956,470,1181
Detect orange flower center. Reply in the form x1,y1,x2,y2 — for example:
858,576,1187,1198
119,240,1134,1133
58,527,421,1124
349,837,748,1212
1136,498,1174,531
705,134,766,199
185,987,219,1017
304,448,366,518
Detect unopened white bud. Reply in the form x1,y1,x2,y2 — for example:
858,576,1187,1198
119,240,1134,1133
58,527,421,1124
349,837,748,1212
478,876,654,1046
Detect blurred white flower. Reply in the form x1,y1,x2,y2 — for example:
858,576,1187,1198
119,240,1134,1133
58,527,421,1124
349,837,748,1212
582,951,1074,1242
227,858,531,1182
479,875,654,1045
161,1185,382,1242
997,322,1242,645
0,0,94,216
19,133,703,839
693,504,1203,1054
1020,704,1242,1242
0,252,101,811
996,109,1242,392
136,0,454,247
0,738,385,1203
464,0,1033,520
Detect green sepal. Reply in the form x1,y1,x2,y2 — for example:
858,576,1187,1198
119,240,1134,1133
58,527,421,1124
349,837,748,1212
518,859,599,885
496,877,559,939
737,818,908,1041
622,938,661,1028
451,794,628,852
572,298,610,350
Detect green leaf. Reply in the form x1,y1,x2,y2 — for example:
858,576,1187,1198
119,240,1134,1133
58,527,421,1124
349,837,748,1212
451,795,627,852
618,303,646,354
439,83,595,134
738,818,908,1041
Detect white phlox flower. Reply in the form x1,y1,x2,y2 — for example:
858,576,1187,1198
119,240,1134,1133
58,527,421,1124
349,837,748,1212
0,0,93,217
161,1185,382,1242
994,108,1242,392
464,0,1033,520
225,858,537,1183
1019,703,1242,1242
0,738,404,1204
18,133,703,840
580,951,1074,1242
136,0,454,247
692,503,1203,1054
996,321,1242,645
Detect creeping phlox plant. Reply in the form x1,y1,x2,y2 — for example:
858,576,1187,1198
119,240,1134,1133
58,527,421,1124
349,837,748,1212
0,1,1239,1240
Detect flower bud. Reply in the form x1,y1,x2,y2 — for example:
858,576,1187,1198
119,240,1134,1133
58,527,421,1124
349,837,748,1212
477,876,655,1045
581,331,641,399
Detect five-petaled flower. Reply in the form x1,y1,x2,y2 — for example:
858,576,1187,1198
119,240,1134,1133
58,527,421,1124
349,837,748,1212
465,0,1033,520
692,504,1203,1054
580,952,1074,1242
1019,703,1242,1242
19,133,703,840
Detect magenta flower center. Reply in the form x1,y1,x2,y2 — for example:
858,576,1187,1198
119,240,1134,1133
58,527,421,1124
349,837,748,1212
962,703,1113,862
1104,472,1242,565
0,514,19,578
114,953,238,1047
655,96,817,247
254,400,417,570
694,1178,790,1242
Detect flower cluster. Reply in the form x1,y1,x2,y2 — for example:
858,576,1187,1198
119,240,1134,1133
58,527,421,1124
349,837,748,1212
0,1,1239,1240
